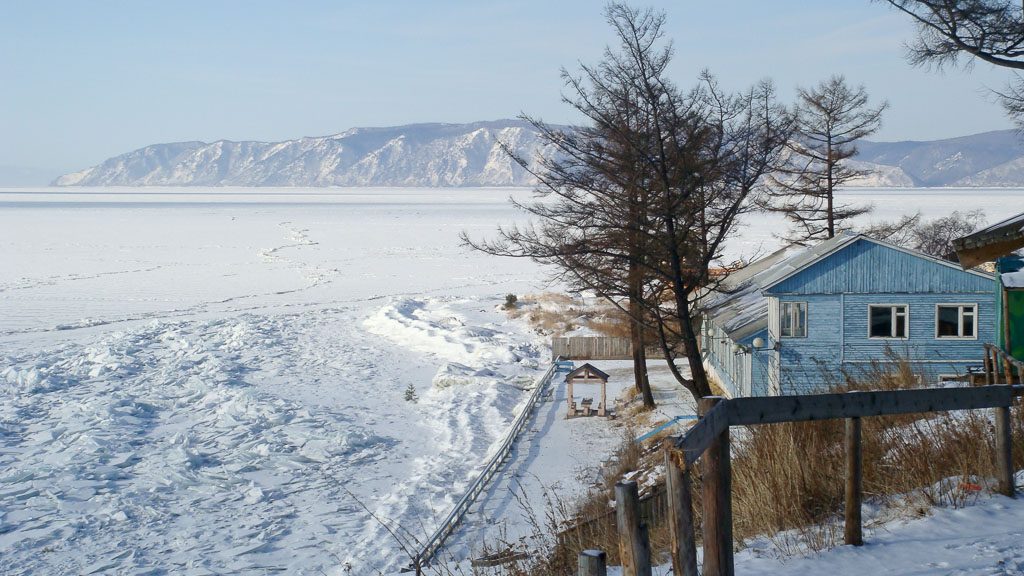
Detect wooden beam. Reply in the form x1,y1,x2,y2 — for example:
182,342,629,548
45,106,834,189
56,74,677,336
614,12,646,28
700,397,734,576
673,398,730,466
727,386,1015,426
984,347,993,386
844,417,863,546
955,237,1024,269
995,406,1016,498
664,445,698,576
615,481,651,576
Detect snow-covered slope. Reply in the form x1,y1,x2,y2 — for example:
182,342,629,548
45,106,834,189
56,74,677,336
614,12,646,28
55,121,557,187
855,129,1024,187
54,125,1024,188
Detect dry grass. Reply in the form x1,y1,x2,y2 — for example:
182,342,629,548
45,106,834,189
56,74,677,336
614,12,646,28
514,357,1024,574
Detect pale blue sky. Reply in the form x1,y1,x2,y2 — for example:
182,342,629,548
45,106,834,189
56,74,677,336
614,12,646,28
0,1,1016,181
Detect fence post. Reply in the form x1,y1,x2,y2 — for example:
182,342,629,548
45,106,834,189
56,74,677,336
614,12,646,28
665,444,698,576
844,417,863,546
700,397,734,576
615,481,651,576
578,550,607,576
984,346,993,385
995,405,1016,498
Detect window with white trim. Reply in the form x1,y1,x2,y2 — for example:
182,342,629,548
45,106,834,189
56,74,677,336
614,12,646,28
936,304,977,338
869,304,908,338
780,302,807,338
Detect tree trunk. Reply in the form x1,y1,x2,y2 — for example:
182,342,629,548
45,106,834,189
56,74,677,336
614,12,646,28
677,293,711,398
826,141,835,238
629,265,655,408
662,212,712,401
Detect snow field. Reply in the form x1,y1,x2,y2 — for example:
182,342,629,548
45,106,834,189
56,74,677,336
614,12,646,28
0,297,546,574
3,187,1024,574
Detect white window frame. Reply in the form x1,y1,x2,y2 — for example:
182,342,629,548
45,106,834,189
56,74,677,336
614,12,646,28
934,303,978,340
780,301,807,338
868,304,909,339
937,373,965,385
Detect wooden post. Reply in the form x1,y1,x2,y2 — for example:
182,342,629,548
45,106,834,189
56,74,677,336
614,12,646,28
578,550,607,576
844,417,863,546
665,445,698,576
995,405,1015,498
1004,352,1014,386
984,346,993,385
700,397,734,576
615,481,651,576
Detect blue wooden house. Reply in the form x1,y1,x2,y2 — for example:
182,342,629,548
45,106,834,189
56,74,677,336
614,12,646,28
701,232,995,397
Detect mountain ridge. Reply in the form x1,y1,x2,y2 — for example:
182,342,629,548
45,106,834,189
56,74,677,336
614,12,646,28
54,122,1024,188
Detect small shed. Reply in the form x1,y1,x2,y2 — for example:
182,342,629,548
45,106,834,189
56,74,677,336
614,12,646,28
565,363,609,418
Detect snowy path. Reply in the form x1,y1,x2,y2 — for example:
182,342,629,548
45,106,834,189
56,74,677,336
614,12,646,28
446,360,698,563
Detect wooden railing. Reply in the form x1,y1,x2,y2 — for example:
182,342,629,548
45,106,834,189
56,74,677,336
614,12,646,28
985,343,1024,385
406,359,567,572
580,384,1023,576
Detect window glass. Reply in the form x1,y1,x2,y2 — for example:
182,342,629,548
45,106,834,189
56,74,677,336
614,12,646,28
870,306,892,338
962,309,975,337
870,305,908,338
781,302,806,338
937,304,976,338
937,306,959,337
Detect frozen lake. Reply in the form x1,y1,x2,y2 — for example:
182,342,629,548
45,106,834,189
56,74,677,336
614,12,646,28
2,186,1024,574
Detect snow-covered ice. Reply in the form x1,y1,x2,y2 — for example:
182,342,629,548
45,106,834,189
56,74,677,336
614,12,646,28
2,186,1024,574
0,188,548,574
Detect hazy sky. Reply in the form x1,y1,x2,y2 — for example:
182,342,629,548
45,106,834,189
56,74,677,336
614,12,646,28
1,0,1017,178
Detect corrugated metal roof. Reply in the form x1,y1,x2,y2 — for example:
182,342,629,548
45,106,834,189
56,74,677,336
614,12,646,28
701,233,857,339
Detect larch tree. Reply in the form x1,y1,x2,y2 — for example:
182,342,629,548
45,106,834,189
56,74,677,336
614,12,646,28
763,76,887,242
881,0,1024,126
464,5,791,404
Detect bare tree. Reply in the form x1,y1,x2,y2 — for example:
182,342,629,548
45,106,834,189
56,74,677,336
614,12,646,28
463,5,791,403
881,0,1024,125
763,75,887,242
861,209,986,258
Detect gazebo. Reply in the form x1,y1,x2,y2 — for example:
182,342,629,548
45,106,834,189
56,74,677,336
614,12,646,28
566,363,610,418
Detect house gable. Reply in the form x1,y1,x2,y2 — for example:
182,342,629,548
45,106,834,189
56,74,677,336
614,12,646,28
764,238,993,296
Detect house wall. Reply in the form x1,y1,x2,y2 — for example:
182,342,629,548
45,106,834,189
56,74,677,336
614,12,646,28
766,240,996,394
773,294,844,395
701,321,754,398
769,239,993,295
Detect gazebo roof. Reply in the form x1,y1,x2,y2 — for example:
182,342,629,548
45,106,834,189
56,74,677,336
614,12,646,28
565,363,609,382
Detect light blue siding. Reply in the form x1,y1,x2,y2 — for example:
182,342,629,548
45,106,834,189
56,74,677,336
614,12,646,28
767,239,992,295
770,291,995,393
703,235,997,397
776,294,844,394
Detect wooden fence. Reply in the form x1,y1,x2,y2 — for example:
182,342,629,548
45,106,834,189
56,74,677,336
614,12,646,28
552,337,634,360
986,342,1023,385
577,382,1023,576
407,360,567,572
551,337,682,361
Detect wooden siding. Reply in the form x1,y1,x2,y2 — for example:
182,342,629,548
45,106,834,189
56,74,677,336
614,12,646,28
551,336,633,360
767,239,992,295
702,322,750,397
775,294,844,395
774,291,996,394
